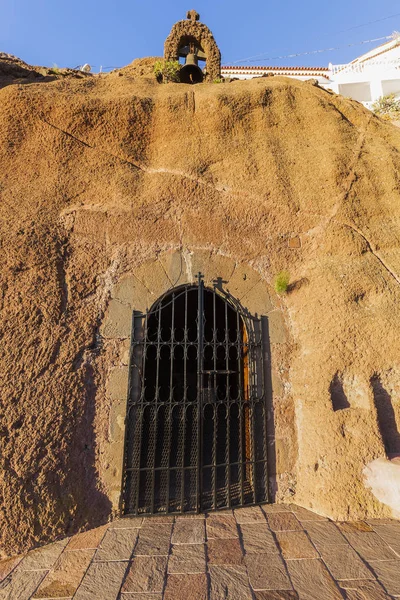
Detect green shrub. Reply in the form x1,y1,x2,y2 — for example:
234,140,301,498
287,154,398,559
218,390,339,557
372,94,400,119
274,271,290,294
153,60,181,83
213,77,223,83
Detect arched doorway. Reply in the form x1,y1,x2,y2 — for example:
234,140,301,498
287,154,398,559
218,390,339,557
122,274,268,514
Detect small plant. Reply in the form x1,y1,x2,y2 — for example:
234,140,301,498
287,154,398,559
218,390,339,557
274,271,290,294
213,77,223,83
372,93,400,120
153,59,181,83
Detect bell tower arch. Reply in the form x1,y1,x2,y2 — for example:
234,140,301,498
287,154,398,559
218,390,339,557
164,10,222,83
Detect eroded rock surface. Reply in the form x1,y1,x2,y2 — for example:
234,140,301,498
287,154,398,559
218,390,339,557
1,62,400,556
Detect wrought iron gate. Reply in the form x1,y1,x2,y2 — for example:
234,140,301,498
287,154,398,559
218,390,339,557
122,274,269,515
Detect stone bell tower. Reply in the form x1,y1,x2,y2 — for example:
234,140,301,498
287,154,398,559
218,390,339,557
164,10,221,83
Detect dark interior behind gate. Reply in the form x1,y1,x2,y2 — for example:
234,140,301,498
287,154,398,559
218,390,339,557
122,276,268,515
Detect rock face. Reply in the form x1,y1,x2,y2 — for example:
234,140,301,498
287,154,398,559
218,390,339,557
0,53,90,90
1,64,400,557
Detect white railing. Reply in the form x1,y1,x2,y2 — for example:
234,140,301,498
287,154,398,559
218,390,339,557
330,59,400,76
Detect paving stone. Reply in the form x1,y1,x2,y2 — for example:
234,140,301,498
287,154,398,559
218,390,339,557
168,543,206,573
319,544,374,580
0,556,23,582
172,519,205,544
20,540,68,570
207,538,244,565
344,531,397,561
267,513,302,532
164,573,208,600
175,513,205,519
337,521,373,533
110,516,144,528
122,555,167,592
9,514,400,600
304,521,347,547
74,561,128,600
0,569,46,600
121,595,162,600
339,579,390,600
262,504,291,514
66,525,109,550
94,527,139,561
342,591,365,600
209,565,253,600
143,515,175,523
288,505,328,522
275,531,319,559
255,591,299,599
368,561,400,596
286,559,343,600
240,523,280,554
234,506,267,524
134,523,172,556
32,549,95,598
371,524,400,556
120,594,162,600
245,553,291,591
206,513,239,539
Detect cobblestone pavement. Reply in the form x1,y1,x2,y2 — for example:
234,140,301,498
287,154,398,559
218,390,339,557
1,504,400,599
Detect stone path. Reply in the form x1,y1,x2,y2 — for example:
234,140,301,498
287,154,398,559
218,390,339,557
1,504,400,599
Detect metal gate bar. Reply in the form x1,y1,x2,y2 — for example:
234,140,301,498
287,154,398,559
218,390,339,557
122,273,268,515
196,277,204,512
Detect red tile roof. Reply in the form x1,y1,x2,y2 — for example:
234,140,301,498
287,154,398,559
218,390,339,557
221,65,330,72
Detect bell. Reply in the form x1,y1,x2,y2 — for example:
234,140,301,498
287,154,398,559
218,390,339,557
180,53,204,84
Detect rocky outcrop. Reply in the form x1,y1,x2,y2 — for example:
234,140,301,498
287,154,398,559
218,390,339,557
1,66,400,556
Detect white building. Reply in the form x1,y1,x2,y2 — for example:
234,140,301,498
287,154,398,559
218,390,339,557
221,34,400,110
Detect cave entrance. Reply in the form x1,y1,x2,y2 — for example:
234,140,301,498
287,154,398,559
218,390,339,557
122,275,268,515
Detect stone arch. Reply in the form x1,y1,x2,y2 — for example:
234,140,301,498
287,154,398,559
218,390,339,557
164,19,221,82
99,249,295,513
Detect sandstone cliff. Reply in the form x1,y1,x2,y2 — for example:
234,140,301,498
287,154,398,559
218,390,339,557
1,61,400,556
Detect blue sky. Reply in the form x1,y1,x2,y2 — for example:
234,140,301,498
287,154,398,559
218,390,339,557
2,1,400,72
